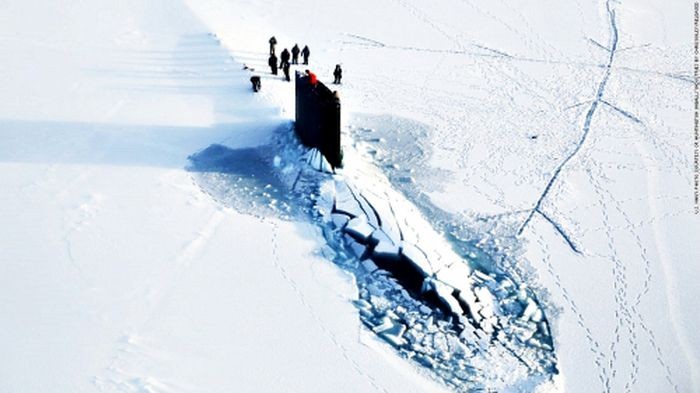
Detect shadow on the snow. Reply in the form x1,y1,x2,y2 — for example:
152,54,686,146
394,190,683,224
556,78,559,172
187,140,303,220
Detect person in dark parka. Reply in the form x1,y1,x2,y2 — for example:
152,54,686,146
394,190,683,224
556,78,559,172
269,36,277,55
333,64,342,84
250,75,261,92
301,45,310,65
268,53,278,75
279,48,290,68
282,62,290,82
291,44,300,64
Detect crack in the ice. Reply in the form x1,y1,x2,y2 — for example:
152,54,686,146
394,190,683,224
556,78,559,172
342,31,688,85
473,44,513,58
386,198,405,241
601,100,643,124
563,100,592,111
361,194,383,227
347,184,373,221
587,37,611,53
617,43,650,52
518,0,620,254
536,209,581,254
665,72,693,83
291,168,304,192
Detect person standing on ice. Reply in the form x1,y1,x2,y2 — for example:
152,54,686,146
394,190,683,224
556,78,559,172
268,53,278,75
279,48,291,68
333,64,342,84
282,62,291,82
268,36,277,55
301,45,310,65
291,44,300,64
250,75,261,92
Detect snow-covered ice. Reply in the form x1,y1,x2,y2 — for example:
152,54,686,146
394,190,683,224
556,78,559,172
0,1,448,392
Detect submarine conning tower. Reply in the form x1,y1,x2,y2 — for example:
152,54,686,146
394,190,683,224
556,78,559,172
294,70,342,169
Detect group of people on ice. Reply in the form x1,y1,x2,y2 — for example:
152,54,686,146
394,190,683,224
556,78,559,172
269,37,310,65
249,35,342,92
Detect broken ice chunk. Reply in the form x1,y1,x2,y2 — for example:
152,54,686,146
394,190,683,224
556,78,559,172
372,315,407,346
306,148,334,173
353,299,374,319
315,180,336,216
331,213,350,229
344,217,375,242
457,290,483,322
516,287,528,303
353,298,372,312
472,270,496,284
480,316,498,335
361,259,379,273
357,194,380,228
344,235,368,259
430,279,463,317
473,328,490,347
372,241,400,262
369,228,393,245
509,321,537,342
361,192,402,243
379,323,408,347
478,303,495,320
474,286,496,314
333,180,364,218
520,299,538,322
372,316,394,333
435,262,472,291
